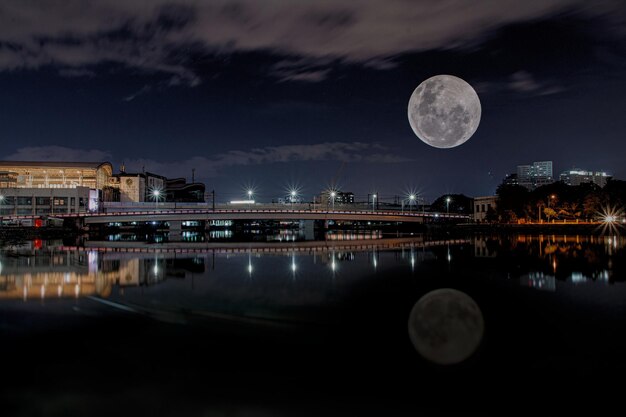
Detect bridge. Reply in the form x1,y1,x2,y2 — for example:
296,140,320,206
61,207,468,225
1,206,471,232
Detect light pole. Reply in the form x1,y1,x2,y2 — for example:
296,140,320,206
409,194,416,213
371,193,377,212
446,197,451,216
247,189,253,209
330,191,336,210
0,195,4,229
290,190,297,208
152,190,161,209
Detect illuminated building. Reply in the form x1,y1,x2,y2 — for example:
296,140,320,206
0,186,93,216
0,161,113,190
559,169,610,188
517,161,553,190
106,170,166,203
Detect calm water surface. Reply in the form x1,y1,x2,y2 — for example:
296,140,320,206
1,232,625,414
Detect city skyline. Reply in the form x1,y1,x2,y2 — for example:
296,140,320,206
1,1,625,199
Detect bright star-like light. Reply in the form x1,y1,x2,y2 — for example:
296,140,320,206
596,205,624,235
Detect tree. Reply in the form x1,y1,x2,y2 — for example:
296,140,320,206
496,184,529,222
431,194,473,214
543,207,557,222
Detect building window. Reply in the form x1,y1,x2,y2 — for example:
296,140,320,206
17,197,33,205
36,197,51,206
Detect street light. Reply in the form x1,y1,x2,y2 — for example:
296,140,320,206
152,189,161,209
330,191,337,210
247,189,254,208
409,194,416,213
290,189,297,208
446,196,451,215
371,193,377,212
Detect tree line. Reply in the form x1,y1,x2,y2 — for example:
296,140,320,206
493,179,626,223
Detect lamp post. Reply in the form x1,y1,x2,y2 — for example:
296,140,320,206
0,195,4,229
446,196,451,216
247,189,253,209
409,194,416,213
371,193,377,212
290,190,297,208
152,190,161,209
330,191,336,210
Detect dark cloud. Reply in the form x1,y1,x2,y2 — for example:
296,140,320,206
1,0,622,84
3,142,411,179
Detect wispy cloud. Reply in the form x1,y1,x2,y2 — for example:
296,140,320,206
123,85,152,102
508,70,565,96
0,0,619,84
123,142,412,178
3,146,112,162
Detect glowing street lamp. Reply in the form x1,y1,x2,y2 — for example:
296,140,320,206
247,189,254,208
330,191,337,210
290,189,298,207
409,194,416,213
371,193,377,212
446,196,451,215
152,189,161,209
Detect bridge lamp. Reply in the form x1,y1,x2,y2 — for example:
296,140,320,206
446,196,451,214
409,194,416,213
330,191,337,209
372,194,377,211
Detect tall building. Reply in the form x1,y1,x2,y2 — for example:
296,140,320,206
517,161,553,190
559,169,610,188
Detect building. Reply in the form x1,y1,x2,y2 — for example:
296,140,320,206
0,161,113,190
318,191,355,206
517,161,553,190
559,169,610,188
106,171,166,203
165,178,206,202
0,186,94,216
473,195,497,223
502,173,519,186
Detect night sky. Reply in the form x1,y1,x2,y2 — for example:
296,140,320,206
1,0,625,203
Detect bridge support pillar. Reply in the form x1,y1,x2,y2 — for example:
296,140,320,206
169,220,183,241
300,220,315,240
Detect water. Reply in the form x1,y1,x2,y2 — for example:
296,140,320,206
1,232,625,414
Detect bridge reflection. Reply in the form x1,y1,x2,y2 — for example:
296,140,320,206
0,236,466,301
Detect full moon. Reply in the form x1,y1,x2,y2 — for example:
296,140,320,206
408,288,484,365
408,75,481,148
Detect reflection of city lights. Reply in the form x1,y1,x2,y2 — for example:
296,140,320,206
331,260,337,272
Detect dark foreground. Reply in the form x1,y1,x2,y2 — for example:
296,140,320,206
1,235,626,415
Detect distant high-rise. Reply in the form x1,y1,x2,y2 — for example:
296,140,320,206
516,161,553,190
559,169,610,188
